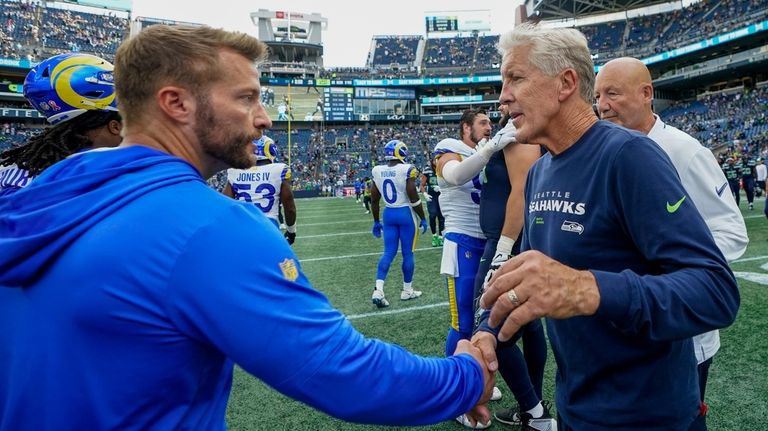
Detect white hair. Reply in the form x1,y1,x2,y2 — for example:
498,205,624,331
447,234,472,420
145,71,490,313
498,23,595,103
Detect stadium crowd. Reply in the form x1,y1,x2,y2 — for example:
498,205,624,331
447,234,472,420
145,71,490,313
4,0,765,81
7,81,768,194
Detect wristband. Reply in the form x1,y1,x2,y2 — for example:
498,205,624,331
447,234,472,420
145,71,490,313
495,235,515,256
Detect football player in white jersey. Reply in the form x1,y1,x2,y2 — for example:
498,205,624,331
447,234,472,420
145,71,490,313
434,110,516,358
224,134,297,244
0,53,122,196
369,140,428,308
433,109,516,428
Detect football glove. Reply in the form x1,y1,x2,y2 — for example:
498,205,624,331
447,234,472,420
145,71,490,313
284,231,296,245
419,218,428,234
372,221,383,238
482,235,516,291
423,192,432,203
482,252,511,290
477,121,517,157
284,224,296,245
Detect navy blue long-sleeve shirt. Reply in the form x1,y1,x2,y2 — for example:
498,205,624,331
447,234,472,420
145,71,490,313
481,121,738,430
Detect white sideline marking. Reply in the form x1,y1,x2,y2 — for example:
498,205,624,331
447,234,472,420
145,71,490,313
732,255,768,264
301,219,370,227
733,271,768,285
347,302,449,320
744,215,763,219
300,208,368,214
299,247,440,263
301,231,369,239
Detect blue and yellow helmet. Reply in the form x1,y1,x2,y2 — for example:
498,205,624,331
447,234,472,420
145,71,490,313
23,53,118,125
384,140,408,162
254,135,277,162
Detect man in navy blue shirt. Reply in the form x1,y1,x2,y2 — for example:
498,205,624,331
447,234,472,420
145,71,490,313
475,24,739,430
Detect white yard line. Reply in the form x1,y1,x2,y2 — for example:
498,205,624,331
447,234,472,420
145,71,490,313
301,219,371,227
299,208,369,214
347,302,449,320
299,247,441,263
300,213,370,220
301,231,369,239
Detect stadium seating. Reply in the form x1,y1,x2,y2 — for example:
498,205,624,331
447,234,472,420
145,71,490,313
370,35,421,68
474,35,501,72
659,85,768,155
0,0,127,61
423,35,477,69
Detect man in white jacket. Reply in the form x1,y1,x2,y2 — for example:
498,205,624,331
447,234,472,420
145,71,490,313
595,57,748,431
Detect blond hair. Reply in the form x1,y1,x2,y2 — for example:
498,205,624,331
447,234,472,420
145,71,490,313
498,23,595,103
114,25,268,125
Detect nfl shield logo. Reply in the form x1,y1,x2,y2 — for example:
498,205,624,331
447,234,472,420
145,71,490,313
279,258,299,282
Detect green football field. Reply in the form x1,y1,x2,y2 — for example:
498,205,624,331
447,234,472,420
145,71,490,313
226,196,768,430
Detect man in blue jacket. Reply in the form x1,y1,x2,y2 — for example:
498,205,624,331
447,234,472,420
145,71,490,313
0,25,494,430
475,24,739,430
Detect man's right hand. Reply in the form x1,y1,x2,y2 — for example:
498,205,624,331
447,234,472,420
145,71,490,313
479,250,600,342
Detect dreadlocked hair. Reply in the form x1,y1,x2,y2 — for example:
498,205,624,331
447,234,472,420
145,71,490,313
0,110,120,176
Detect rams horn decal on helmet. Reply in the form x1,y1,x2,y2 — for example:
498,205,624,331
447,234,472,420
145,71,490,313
24,53,118,125
383,140,408,162
254,135,277,162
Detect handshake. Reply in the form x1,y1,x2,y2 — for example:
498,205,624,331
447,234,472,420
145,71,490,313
451,249,600,427
452,333,499,427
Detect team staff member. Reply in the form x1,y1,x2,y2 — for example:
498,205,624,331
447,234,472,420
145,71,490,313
476,24,738,431
595,56,748,430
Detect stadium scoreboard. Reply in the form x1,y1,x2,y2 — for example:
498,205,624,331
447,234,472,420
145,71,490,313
323,87,354,121
424,10,491,33
425,16,459,33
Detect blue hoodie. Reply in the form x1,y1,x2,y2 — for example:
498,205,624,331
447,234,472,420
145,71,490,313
0,146,483,430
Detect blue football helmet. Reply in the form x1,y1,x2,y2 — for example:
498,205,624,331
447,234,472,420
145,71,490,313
24,53,118,125
384,140,408,162
254,135,277,162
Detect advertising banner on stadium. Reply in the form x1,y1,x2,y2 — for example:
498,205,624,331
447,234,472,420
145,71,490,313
364,114,419,122
354,87,416,99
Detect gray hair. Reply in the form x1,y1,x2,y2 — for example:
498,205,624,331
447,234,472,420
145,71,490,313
498,23,595,103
